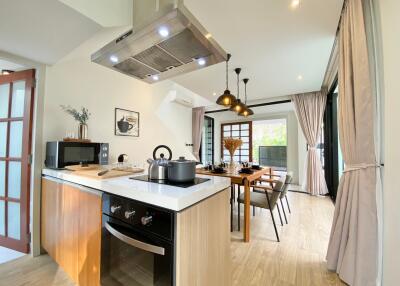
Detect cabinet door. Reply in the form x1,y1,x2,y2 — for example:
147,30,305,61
41,178,101,286
78,189,101,286
41,178,63,260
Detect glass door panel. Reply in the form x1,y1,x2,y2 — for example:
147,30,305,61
0,69,35,253
0,84,10,118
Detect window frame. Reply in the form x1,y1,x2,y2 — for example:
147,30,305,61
220,121,253,162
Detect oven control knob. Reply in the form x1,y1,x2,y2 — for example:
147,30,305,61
141,215,153,226
110,205,122,214
125,210,136,219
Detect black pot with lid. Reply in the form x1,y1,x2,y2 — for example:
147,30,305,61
168,156,196,183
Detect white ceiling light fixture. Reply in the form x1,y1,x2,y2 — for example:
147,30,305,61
197,58,206,66
158,26,169,38
109,55,119,63
212,92,217,96
297,75,303,80
152,75,160,81
290,0,300,9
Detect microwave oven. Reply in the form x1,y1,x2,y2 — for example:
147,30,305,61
45,141,109,169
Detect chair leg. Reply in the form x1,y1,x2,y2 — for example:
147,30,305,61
280,198,288,224
237,201,241,231
276,204,284,226
285,195,291,213
269,208,280,242
265,192,280,242
230,186,234,232
253,206,256,216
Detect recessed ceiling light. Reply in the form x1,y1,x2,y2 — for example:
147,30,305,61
205,33,212,39
197,58,206,66
158,27,169,38
290,0,300,9
152,75,159,81
213,92,217,96
110,55,119,63
297,75,303,80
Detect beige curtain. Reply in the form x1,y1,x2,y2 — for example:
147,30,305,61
326,0,378,285
291,91,329,195
192,107,205,161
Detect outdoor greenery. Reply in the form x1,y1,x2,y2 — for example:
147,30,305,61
252,120,287,162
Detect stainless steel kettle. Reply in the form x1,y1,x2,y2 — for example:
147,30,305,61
147,145,172,180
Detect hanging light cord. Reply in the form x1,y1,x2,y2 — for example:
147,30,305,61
237,72,240,100
244,82,247,103
226,59,228,90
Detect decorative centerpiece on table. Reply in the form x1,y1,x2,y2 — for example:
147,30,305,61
61,105,91,140
223,137,243,172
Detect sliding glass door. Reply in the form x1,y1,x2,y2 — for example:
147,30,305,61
200,116,214,164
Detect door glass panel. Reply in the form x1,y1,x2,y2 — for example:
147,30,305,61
8,202,20,240
11,81,25,118
0,200,4,236
0,122,7,157
9,121,23,158
0,161,5,197
223,125,230,131
0,84,10,118
8,161,21,199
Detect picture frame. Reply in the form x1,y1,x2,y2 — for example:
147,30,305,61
115,108,140,137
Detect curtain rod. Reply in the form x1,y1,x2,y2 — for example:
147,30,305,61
204,99,292,114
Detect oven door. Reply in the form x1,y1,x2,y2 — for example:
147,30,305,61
101,215,173,286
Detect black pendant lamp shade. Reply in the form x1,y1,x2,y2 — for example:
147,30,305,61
216,54,237,107
230,68,246,113
239,78,254,117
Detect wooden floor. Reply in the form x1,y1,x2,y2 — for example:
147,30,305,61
231,191,345,286
0,192,345,286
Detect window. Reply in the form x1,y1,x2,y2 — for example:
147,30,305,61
252,119,287,169
221,121,252,162
200,116,214,164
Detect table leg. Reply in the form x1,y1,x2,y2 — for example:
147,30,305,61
243,179,250,242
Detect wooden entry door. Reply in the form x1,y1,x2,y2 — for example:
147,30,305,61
0,69,35,253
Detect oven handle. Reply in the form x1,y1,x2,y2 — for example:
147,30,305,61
105,222,165,256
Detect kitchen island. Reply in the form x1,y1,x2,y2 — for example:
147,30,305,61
41,169,232,286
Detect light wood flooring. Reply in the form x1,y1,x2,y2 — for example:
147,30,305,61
0,192,345,286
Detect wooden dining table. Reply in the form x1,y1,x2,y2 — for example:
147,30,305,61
196,167,273,242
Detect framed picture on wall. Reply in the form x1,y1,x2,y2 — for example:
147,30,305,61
115,108,140,137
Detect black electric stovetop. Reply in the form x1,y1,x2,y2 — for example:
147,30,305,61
130,175,210,188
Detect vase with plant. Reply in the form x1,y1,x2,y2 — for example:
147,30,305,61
223,137,243,172
61,105,91,140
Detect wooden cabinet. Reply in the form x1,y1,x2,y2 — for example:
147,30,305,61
41,177,101,286
175,188,232,286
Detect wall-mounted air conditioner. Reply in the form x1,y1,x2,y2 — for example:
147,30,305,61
170,93,194,108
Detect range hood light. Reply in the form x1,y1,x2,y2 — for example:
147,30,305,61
158,26,169,38
197,58,206,66
152,75,160,81
110,55,119,63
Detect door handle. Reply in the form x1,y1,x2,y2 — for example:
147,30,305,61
105,222,165,256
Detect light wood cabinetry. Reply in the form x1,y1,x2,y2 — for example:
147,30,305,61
41,177,101,286
176,188,232,286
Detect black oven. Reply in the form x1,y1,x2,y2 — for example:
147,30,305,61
101,193,175,286
45,141,109,168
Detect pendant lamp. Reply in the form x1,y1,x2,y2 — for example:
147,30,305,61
230,68,246,113
239,78,254,117
216,54,237,106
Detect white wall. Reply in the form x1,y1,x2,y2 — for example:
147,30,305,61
207,105,306,185
377,0,400,285
43,26,210,168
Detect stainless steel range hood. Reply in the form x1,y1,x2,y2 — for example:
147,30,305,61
91,0,227,83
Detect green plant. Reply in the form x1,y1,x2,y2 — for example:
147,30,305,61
61,105,90,124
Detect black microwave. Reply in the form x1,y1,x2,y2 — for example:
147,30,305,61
45,141,109,169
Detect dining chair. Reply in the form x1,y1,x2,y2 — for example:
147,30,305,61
237,175,286,242
279,172,293,224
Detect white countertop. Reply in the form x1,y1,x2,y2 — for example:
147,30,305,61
42,169,231,211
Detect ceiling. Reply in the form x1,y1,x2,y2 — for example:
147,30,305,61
173,0,343,102
0,59,25,71
0,0,101,64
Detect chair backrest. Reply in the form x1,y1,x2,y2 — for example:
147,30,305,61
269,175,286,207
280,171,293,198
